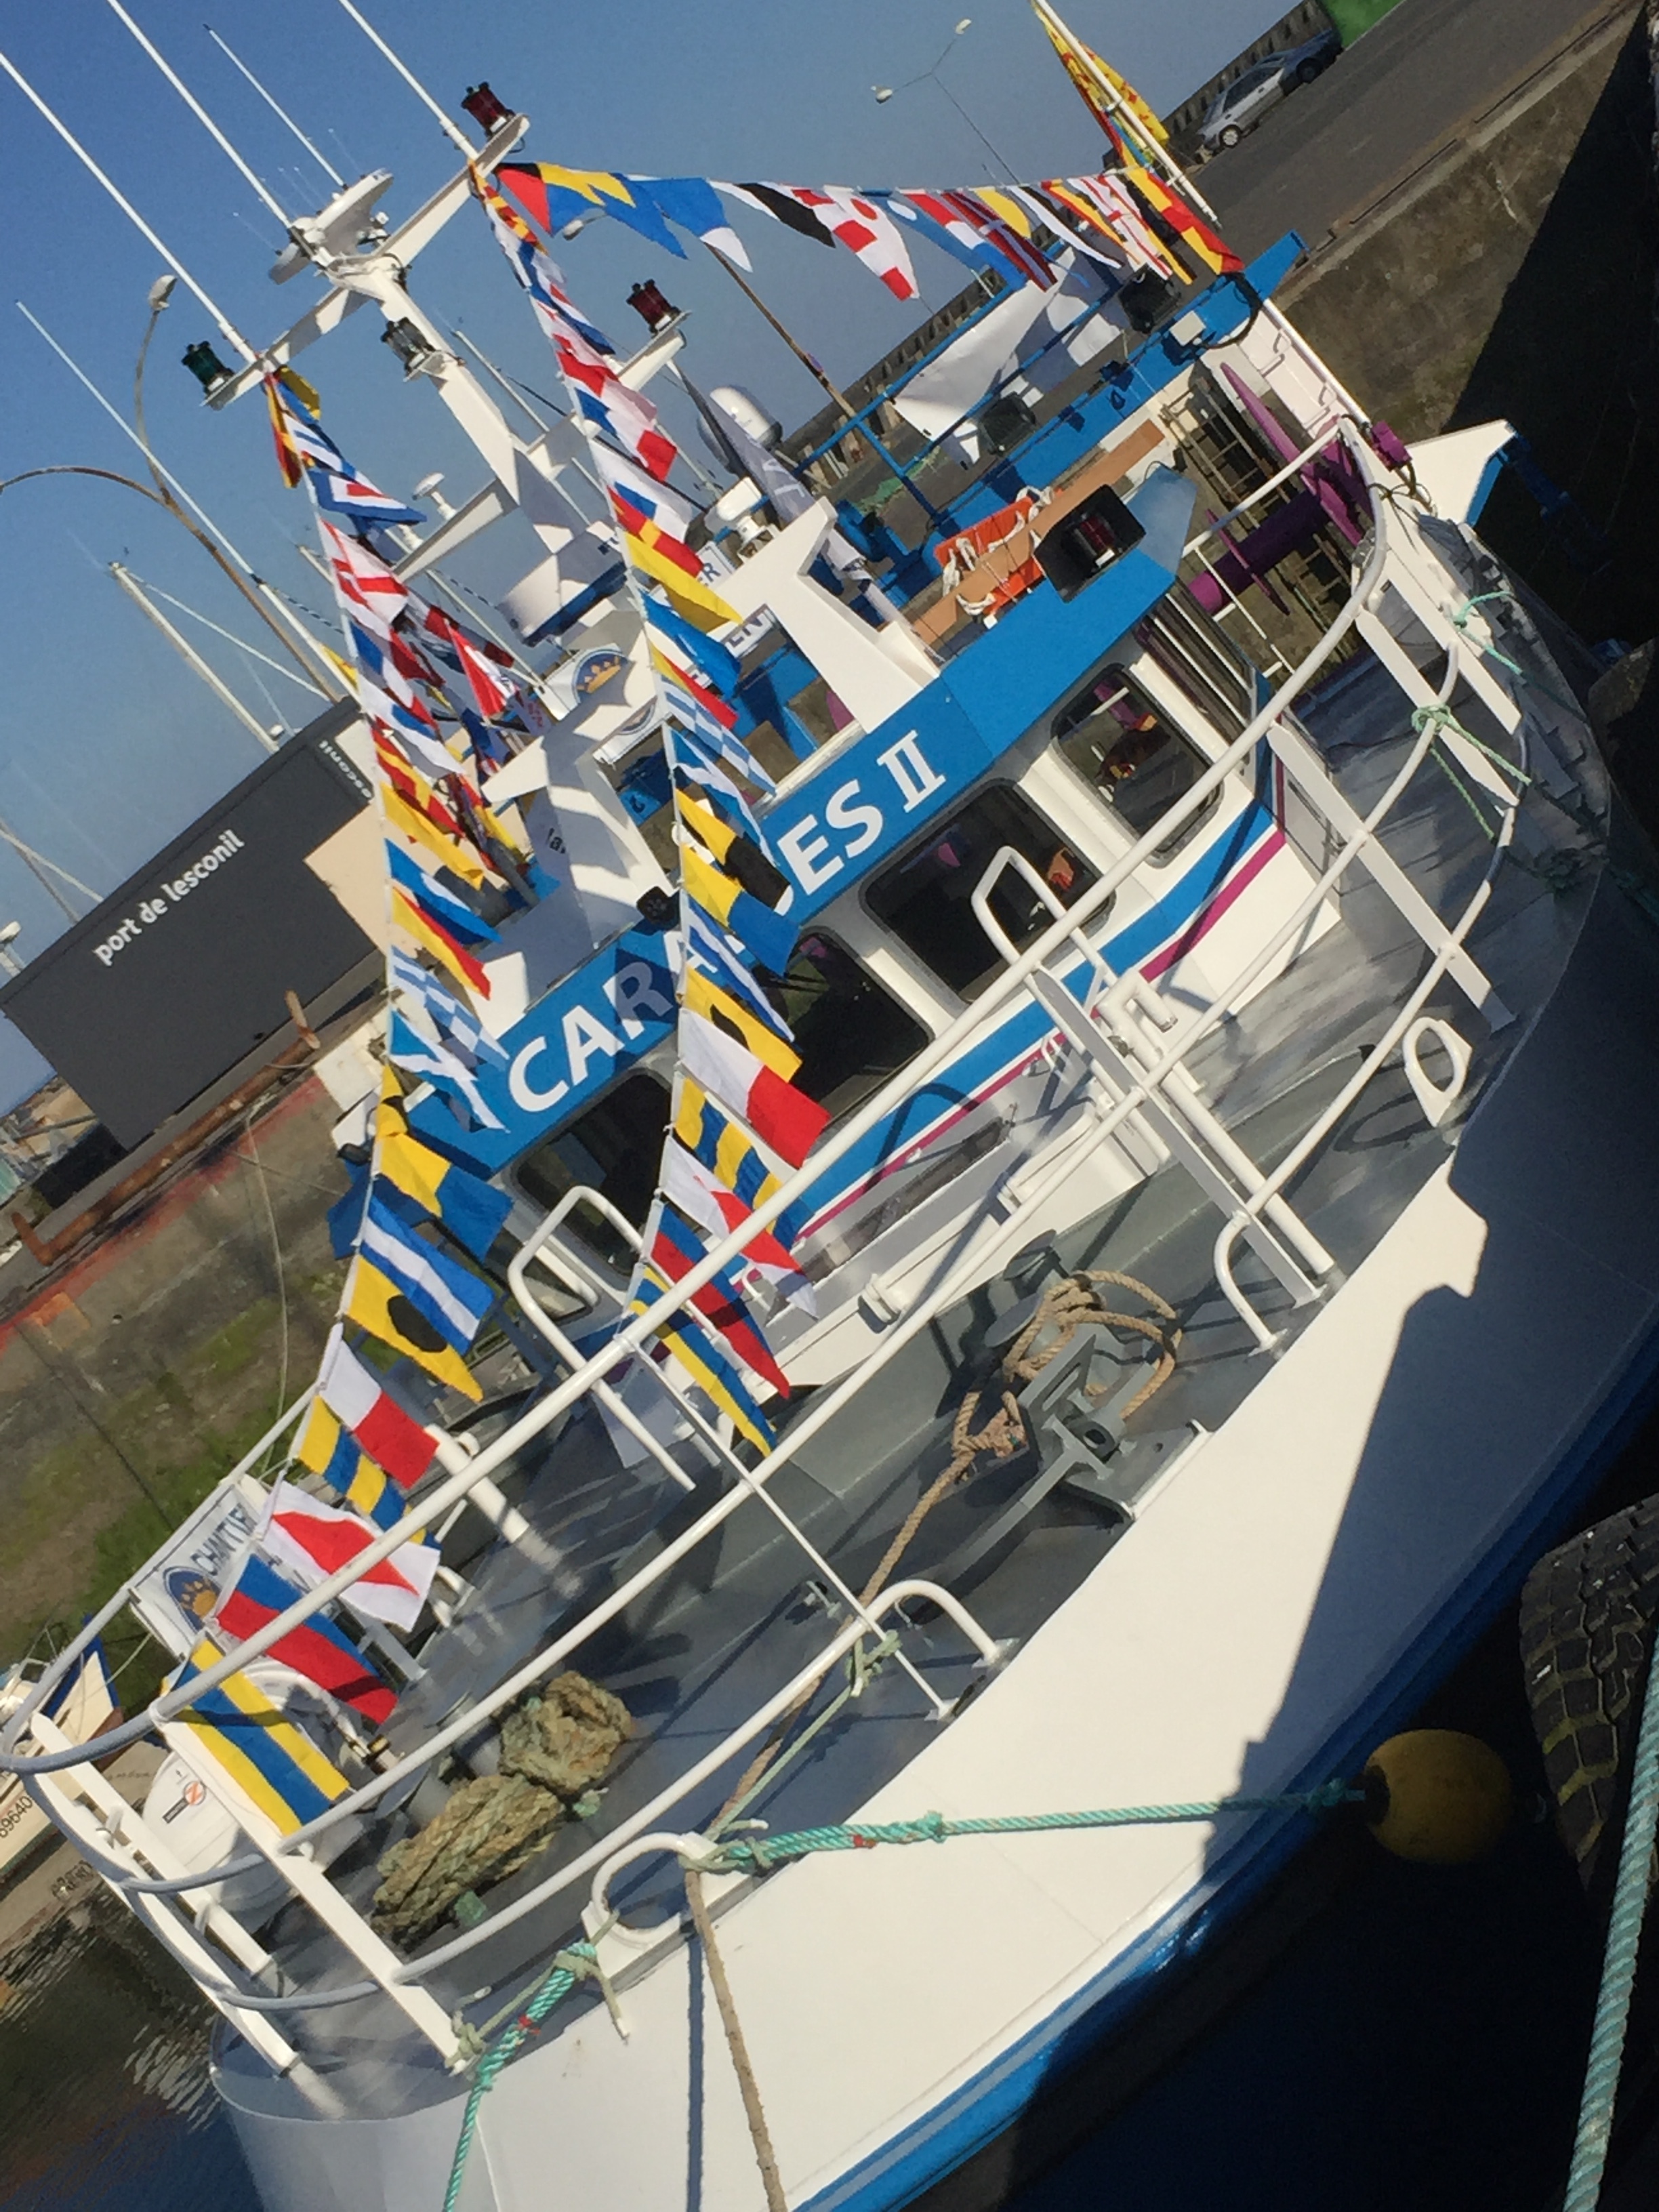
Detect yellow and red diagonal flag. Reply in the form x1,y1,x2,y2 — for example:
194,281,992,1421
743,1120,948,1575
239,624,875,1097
1032,0,1242,277
1032,0,1167,148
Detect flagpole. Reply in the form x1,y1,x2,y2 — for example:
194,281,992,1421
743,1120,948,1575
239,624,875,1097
1031,0,1221,223
706,251,948,528
708,250,857,420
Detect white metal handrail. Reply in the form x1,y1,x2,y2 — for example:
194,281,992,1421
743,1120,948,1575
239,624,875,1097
0,422,1584,2045
1183,421,1353,556
386,1576,1003,1984
0,422,1416,1769
504,1185,953,1721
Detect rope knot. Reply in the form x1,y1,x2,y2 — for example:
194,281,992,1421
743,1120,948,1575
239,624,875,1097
918,1810,947,1843
1305,1776,1361,1811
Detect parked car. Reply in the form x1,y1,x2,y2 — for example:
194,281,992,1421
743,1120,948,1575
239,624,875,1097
1197,28,1340,152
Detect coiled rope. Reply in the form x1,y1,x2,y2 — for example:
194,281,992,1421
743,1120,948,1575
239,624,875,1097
442,1274,1185,2209
714,1272,1180,1829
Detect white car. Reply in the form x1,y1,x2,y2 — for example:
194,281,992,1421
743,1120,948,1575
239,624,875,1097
1198,30,1340,152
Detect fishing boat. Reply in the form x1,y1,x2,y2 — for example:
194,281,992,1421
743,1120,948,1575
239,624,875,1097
7,9,1659,2211
0,1645,117,1883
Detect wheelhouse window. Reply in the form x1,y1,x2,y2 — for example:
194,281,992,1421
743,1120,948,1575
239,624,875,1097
762,933,927,1121
1051,665,1218,860
514,1069,670,1273
865,785,1097,1002
1136,594,1258,739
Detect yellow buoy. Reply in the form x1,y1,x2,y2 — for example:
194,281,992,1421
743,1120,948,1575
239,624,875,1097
1361,1729,1514,1863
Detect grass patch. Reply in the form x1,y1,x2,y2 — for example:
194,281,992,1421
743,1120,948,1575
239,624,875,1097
0,1288,344,1691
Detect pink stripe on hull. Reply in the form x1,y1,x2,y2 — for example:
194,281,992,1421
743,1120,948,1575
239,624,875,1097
798,833,1289,1244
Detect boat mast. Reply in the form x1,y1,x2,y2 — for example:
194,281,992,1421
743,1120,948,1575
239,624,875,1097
14,303,346,702
109,563,283,755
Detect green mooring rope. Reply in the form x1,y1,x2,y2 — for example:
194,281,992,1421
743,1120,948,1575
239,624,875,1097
694,1782,1361,1874
442,1942,597,2212
1562,1641,1659,2211
438,1782,1359,2208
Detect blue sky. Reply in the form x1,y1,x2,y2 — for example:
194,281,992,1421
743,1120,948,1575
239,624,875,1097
0,0,1282,1115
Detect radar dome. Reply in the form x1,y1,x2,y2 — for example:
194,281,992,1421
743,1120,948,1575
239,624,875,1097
710,386,782,449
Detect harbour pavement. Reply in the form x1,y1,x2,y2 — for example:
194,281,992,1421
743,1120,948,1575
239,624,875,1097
1200,0,1630,260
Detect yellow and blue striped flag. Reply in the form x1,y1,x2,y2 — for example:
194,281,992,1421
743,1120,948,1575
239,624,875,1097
629,1270,775,1454
168,1638,351,1836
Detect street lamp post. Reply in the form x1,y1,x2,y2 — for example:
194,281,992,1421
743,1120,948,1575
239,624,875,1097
874,20,1019,180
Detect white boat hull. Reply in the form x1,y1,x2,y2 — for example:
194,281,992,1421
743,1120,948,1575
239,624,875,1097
218,866,1659,2211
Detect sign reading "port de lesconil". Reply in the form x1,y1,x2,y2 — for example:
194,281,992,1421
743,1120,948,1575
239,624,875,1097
93,830,247,967
0,712,378,1149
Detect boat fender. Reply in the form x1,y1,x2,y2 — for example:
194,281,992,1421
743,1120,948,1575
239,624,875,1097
1361,1729,1513,1862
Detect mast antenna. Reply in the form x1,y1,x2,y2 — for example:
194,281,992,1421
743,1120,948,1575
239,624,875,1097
0,45,255,361
204,26,345,190
331,0,475,157
110,562,282,755
101,0,290,228
14,301,345,700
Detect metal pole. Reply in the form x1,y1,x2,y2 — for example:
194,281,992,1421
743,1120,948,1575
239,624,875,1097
0,45,256,360
140,583,319,698
101,0,291,227
0,813,91,920
1031,0,1221,222
110,563,281,754
329,0,476,155
204,27,344,188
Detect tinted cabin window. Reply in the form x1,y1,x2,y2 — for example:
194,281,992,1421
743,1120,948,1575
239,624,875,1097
764,933,927,1121
866,785,1096,1002
1136,596,1257,739
515,1070,670,1273
1052,667,1218,859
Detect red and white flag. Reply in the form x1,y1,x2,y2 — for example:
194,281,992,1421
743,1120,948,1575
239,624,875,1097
787,187,918,300
423,606,514,722
317,519,409,640
680,1011,830,1169
316,1330,438,1489
260,1479,440,1635
662,1141,815,1313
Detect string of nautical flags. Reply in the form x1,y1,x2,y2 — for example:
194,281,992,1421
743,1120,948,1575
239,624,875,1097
491,162,1240,305
477,169,822,1455
197,373,550,1714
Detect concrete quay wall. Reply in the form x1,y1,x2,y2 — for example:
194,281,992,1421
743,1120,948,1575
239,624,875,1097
1279,3,1659,642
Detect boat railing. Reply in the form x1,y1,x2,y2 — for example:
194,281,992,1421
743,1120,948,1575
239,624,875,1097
20,1572,1005,2076
1182,420,1351,556
0,422,1568,2067
0,425,1391,1758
